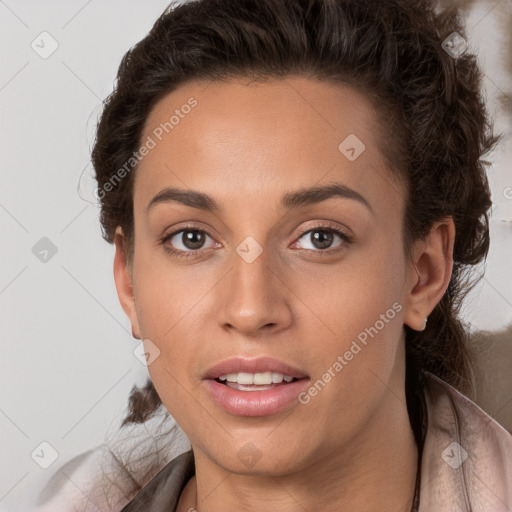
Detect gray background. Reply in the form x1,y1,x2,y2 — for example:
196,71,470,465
0,0,511,509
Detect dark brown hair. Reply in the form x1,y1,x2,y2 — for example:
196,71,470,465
91,0,500,448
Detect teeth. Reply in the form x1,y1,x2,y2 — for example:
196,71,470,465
218,372,296,384
272,372,283,383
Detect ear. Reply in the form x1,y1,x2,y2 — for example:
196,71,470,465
113,227,141,339
403,218,455,331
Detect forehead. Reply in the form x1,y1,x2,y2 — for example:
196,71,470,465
133,76,404,216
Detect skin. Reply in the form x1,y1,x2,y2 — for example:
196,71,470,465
113,76,455,512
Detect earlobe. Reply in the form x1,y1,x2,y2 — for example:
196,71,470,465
403,219,455,331
113,227,141,339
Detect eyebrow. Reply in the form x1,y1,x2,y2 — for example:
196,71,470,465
146,182,374,215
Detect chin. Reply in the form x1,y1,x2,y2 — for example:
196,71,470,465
206,438,313,477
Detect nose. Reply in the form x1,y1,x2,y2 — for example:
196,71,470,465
217,243,293,337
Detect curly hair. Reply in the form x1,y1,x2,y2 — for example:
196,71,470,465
91,0,500,451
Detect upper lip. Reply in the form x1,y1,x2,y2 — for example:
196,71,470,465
203,357,309,380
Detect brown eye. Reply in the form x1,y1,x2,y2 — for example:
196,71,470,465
162,228,217,256
296,228,348,251
178,230,207,250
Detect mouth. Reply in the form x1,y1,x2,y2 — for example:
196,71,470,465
203,356,308,381
203,357,310,416
215,371,302,391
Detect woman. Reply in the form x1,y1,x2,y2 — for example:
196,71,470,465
35,0,512,510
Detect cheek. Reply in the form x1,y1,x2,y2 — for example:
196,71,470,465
131,261,194,377
301,233,407,382
131,250,226,414
132,242,215,340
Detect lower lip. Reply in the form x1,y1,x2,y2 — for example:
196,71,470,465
204,378,310,416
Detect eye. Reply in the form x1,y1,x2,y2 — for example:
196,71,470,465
294,226,351,252
160,224,352,259
161,228,218,258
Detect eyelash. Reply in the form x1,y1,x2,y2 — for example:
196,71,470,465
159,223,354,260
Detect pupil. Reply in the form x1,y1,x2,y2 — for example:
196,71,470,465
183,230,204,250
312,230,333,249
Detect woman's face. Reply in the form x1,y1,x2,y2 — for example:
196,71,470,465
116,76,422,476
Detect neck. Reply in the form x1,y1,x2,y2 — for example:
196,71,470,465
178,382,419,512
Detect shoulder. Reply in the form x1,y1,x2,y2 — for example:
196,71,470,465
31,405,191,512
31,443,127,512
419,371,512,511
119,450,195,512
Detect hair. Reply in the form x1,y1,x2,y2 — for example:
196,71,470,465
91,0,499,458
